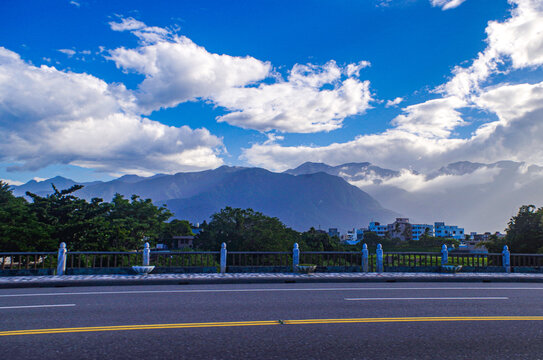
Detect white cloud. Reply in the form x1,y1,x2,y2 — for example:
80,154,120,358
58,49,76,57
487,0,543,69
108,26,271,114
107,18,372,133
346,61,371,77
364,166,501,193
242,130,467,172
441,0,543,99
213,61,372,133
430,0,468,10
0,178,23,186
109,17,146,32
385,97,403,108
0,47,224,175
391,96,466,138
242,0,543,172
69,1,80,7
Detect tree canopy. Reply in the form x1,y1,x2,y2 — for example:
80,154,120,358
0,182,173,251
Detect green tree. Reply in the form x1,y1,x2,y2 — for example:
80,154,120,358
0,181,53,251
107,194,172,250
195,207,299,251
159,219,194,248
479,233,507,253
26,185,112,251
300,227,343,251
503,205,543,253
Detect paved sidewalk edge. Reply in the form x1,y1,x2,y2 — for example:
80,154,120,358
2,273,543,289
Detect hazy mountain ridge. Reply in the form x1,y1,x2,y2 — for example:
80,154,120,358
12,160,543,233
286,160,543,233
11,166,397,231
286,161,401,185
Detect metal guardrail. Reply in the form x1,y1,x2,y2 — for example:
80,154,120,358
66,251,141,269
510,253,543,267
2,243,543,275
300,251,364,269
0,252,57,270
227,251,290,268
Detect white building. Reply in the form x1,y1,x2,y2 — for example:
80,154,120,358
434,222,464,240
412,224,434,240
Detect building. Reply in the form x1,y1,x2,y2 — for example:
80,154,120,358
356,228,367,240
341,229,358,244
434,222,464,240
171,235,194,249
412,224,434,240
328,228,340,238
386,218,412,242
368,222,387,237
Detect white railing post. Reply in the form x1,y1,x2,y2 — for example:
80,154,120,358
143,242,150,266
56,242,67,276
220,242,227,274
376,244,383,273
502,245,511,273
293,243,300,272
441,244,448,265
361,243,369,272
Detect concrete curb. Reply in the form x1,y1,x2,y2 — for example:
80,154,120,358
2,272,543,289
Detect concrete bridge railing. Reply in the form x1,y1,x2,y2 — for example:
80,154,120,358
0,243,534,276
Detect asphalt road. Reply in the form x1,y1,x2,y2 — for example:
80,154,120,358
1,282,543,359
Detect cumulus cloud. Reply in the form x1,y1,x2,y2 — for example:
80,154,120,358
430,0,468,10
58,49,76,57
109,17,146,32
391,97,466,138
107,18,372,133
108,18,271,113
242,0,543,173
213,61,372,133
0,47,224,175
441,0,543,99
385,97,403,108
0,178,23,186
367,166,501,193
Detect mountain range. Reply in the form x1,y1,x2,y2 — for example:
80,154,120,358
286,160,543,233
11,160,543,233
11,166,398,231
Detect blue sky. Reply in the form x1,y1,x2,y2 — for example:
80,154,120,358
1,0,543,185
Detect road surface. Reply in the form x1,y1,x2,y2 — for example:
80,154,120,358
1,282,543,359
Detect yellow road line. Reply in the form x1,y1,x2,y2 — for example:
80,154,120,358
2,316,543,336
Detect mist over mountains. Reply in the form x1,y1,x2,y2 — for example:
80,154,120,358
287,160,543,233
12,160,542,233
12,166,397,232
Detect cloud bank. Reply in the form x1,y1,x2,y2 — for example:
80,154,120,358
243,0,543,172
108,19,373,133
0,47,224,176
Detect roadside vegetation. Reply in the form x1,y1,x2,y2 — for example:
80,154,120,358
1,181,542,253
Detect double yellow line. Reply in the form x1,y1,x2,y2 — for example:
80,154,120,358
2,316,543,336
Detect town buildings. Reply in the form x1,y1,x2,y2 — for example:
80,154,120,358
334,218,466,243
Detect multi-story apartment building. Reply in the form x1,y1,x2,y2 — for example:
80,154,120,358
386,218,412,241
434,222,464,240
368,222,387,237
412,224,434,240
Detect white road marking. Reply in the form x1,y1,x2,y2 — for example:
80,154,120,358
345,297,509,301
0,304,76,310
0,287,540,298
